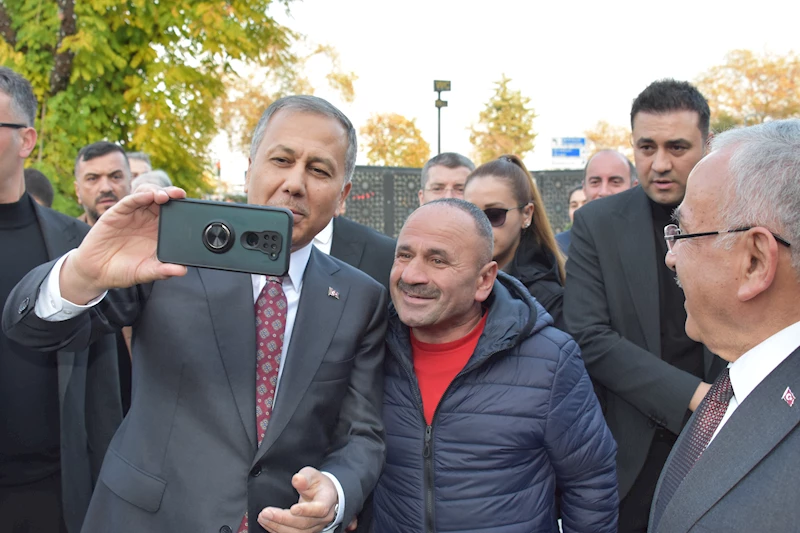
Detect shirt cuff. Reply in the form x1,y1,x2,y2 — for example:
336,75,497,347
320,471,345,531
34,251,108,321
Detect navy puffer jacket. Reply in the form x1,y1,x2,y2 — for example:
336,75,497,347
373,272,618,533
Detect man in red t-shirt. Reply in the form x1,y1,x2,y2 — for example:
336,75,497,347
370,198,618,533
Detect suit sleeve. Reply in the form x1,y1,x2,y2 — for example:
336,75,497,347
3,258,145,353
564,209,701,434
545,337,618,533
320,284,388,528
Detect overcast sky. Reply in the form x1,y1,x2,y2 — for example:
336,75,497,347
213,0,800,186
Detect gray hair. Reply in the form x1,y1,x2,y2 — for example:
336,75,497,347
421,198,494,265
127,151,152,166
712,119,800,274
0,67,37,126
420,152,475,188
249,95,357,183
131,169,172,190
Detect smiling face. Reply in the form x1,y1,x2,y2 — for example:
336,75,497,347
583,151,633,202
74,151,131,225
633,110,706,206
390,204,496,343
245,109,352,250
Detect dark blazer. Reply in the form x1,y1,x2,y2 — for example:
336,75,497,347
563,186,723,498
650,348,800,532
555,229,571,256
330,216,395,290
3,247,387,533
19,202,123,533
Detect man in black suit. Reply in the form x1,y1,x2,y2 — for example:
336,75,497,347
313,214,395,290
651,119,800,532
4,95,386,533
564,79,723,533
0,67,122,533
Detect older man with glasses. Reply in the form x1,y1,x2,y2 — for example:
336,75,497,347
650,119,800,533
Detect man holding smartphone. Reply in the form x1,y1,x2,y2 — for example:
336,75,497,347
4,96,386,533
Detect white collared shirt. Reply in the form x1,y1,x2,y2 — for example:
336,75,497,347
34,242,345,528
709,320,800,444
312,218,334,256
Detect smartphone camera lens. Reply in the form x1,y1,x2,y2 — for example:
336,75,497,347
244,232,259,248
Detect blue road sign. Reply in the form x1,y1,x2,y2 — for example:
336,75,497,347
559,137,586,146
552,148,581,158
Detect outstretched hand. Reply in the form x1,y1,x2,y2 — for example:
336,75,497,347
61,187,188,304
257,467,339,533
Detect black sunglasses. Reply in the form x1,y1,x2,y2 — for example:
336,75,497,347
483,205,527,228
0,123,27,129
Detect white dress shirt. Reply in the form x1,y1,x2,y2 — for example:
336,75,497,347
312,218,334,256
709,320,800,445
34,243,345,529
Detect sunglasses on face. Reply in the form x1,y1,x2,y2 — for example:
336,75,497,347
483,205,528,227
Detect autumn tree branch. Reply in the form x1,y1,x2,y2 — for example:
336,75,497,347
50,0,76,95
0,1,16,47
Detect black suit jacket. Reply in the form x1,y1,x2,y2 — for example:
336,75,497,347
330,216,396,291
563,186,723,498
3,246,386,533
12,201,123,533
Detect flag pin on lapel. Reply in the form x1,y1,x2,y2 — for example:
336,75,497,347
783,387,796,407
328,287,340,299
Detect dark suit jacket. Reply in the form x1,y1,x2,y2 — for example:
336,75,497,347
331,216,395,291
555,229,571,256
650,348,800,532
14,202,123,533
2,247,387,533
563,186,723,498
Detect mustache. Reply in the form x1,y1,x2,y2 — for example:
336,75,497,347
276,202,309,217
95,192,119,204
396,280,440,299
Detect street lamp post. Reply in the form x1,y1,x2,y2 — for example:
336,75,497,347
434,80,450,155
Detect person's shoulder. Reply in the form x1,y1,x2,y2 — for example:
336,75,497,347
36,204,90,237
334,216,395,248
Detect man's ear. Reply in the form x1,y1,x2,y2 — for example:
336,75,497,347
336,182,352,216
737,228,779,302
417,189,425,206
19,126,37,158
244,157,252,193
475,261,498,303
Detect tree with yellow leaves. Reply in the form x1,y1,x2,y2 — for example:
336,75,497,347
696,49,800,133
360,113,431,168
469,75,537,164
584,120,632,159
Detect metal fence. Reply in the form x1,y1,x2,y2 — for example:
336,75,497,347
344,165,584,237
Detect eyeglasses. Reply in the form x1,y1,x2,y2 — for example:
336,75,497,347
664,223,792,254
483,205,528,228
0,123,27,129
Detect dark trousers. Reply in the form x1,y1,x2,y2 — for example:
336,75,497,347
0,471,68,533
619,429,677,533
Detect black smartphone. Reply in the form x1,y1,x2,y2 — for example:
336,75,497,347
157,198,292,276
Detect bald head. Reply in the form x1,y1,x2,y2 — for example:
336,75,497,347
416,198,494,265
583,150,636,202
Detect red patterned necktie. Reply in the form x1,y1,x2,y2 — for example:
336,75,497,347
652,367,733,530
238,276,287,533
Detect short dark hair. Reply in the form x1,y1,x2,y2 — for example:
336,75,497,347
24,168,54,207
0,67,37,126
421,152,475,188
568,185,584,201
421,198,494,265
75,141,130,176
631,79,710,140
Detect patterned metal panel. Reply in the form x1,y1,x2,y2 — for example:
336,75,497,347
344,165,583,237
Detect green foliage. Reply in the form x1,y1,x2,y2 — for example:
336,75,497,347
469,75,537,164
360,113,430,168
1,0,296,212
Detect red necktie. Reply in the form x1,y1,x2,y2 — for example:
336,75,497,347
238,276,287,533
652,368,733,529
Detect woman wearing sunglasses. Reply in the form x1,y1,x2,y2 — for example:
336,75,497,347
463,154,567,330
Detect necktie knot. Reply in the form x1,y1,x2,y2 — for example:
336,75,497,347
709,368,734,405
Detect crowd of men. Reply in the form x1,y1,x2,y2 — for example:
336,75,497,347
2,63,800,533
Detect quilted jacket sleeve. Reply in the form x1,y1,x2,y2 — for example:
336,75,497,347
543,334,619,533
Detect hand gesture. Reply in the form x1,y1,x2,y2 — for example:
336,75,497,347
257,467,339,533
61,187,188,304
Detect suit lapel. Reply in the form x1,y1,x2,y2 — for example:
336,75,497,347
614,188,661,356
330,217,365,270
197,268,258,448
658,348,800,532
253,250,347,464
33,203,84,404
